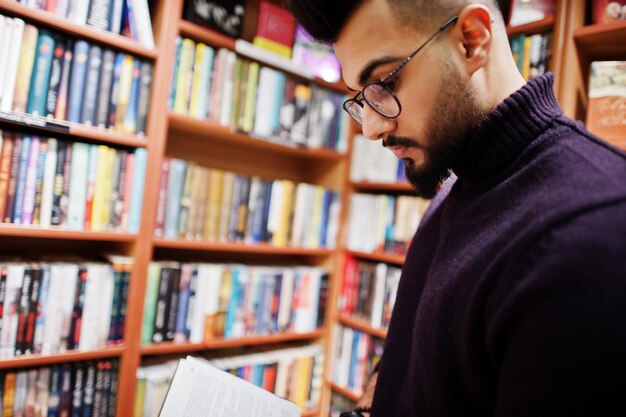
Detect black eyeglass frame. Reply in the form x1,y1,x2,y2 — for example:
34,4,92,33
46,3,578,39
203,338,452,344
342,15,459,125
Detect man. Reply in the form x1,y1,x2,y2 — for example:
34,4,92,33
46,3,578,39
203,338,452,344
285,0,626,416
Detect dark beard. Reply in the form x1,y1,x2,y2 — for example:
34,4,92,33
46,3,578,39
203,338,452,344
386,66,486,199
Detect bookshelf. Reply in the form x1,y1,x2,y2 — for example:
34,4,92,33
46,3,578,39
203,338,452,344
0,0,621,416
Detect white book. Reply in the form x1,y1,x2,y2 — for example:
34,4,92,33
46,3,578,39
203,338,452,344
0,264,25,358
289,183,309,247
0,18,25,112
266,179,283,238
39,138,57,227
59,264,79,352
109,0,124,34
202,264,223,322
0,16,9,101
70,0,90,25
339,326,354,387
34,367,50,417
13,371,28,415
159,356,299,417
326,193,340,248
67,142,89,229
370,263,387,329
189,264,209,343
277,268,294,331
55,0,70,18
129,0,155,49
97,264,115,347
252,67,278,137
41,264,64,354
218,51,236,127
79,264,103,350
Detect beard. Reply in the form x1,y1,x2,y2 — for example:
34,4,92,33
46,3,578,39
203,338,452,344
384,62,486,199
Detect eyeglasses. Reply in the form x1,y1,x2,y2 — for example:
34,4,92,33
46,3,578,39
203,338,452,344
343,15,459,125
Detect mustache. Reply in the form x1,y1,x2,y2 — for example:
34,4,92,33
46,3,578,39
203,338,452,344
382,136,422,149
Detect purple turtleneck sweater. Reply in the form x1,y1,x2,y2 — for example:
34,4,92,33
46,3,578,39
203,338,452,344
370,74,626,417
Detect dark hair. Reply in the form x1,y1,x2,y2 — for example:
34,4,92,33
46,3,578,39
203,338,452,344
283,0,508,44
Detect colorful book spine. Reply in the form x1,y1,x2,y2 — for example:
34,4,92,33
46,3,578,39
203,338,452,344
66,40,90,123
26,31,55,117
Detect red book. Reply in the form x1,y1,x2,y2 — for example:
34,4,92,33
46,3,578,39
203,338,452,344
253,1,296,57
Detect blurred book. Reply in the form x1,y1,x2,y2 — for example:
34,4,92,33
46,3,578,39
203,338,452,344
253,1,296,58
182,0,245,38
587,61,626,143
507,0,556,26
291,25,341,83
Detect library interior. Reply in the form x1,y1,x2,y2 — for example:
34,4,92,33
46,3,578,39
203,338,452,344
0,0,624,416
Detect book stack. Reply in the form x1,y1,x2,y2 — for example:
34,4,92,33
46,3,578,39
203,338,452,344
135,344,324,415
141,263,329,344
0,257,132,358
8,0,154,48
347,193,428,255
331,325,384,396
0,15,154,135
0,131,147,232
169,38,350,152
1,359,119,417
587,61,626,143
340,257,401,330
155,159,341,248
509,32,553,81
350,134,406,183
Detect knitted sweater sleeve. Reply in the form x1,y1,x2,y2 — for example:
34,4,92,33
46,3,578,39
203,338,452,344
486,203,626,417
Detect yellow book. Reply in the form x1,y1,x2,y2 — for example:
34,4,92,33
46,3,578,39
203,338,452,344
12,25,38,113
253,37,293,58
174,38,196,115
2,372,15,417
241,62,260,133
115,55,135,129
274,180,294,247
100,147,116,230
90,145,109,231
204,168,224,241
521,36,532,80
188,42,205,117
190,166,209,240
178,162,196,238
218,172,235,242
293,356,313,409
208,266,232,339
309,186,325,248
133,372,146,417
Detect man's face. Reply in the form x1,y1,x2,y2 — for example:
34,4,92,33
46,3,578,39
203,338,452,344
335,0,486,198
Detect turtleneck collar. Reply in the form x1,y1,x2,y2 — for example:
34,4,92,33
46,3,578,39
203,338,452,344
452,73,563,181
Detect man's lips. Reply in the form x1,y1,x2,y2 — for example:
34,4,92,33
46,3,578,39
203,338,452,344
385,145,409,159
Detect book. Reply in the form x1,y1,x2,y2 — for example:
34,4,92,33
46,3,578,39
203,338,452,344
158,356,299,417
66,40,90,123
0,18,24,112
587,61,626,143
253,1,296,58
182,0,245,38
95,50,116,128
54,39,74,120
26,31,55,117
507,0,556,26
81,45,103,126
12,24,39,114
87,0,113,30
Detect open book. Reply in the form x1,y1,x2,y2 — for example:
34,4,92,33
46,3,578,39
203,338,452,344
159,356,301,417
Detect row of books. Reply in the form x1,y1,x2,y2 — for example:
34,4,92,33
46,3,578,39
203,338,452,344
509,32,553,81
0,16,154,135
156,159,341,248
350,134,406,183
587,60,626,143
9,0,154,48
331,325,384,396
141,263,330,344
0,132,147,232
0,257,132,358
347,193,428,255
169,39,349,152
0,359,119,417
340,257,401,330
135,344,324,415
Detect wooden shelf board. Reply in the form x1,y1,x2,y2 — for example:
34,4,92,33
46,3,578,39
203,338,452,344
506,15,555,36
329,382,361,402
574,20,626,62
178,19,237,50
141,330,326,355
0,225,137,242
0,347,125,370
168,112,345,161
301,409,320,417
351,181,414,193
0,112,148,148
337,315,388,339
346,250,405,265
153,238,335,256
0,2,157,60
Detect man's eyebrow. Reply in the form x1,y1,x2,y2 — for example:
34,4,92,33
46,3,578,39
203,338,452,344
358,56,402,86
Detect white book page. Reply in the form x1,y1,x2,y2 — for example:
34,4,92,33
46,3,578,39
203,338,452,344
159,357,300,417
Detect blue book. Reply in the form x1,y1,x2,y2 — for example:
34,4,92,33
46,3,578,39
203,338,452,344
224,267,241,339
174,268,191,340
347,331,360,390
123,59,141,133
47,366,62,417
128,148,147,233
168,37,182,110
81,45,103,125
319,190,331,247
259,181,273,242
27,31,56,117
32,141,48,225
12,136,32,224
183,268,198,339
163,159,187,238
108,0,124,34
107,53,125,129
66,40,91,123
271,72,287,134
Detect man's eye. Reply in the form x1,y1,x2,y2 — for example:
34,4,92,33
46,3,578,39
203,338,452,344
384,78,397,91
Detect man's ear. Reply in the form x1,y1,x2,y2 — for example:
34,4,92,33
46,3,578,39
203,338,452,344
452,4,493,76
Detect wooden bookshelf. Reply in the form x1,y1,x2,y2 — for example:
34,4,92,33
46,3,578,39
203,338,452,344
506,15,555,36
141,330,326,355
346,250,405,266
0,346,125,370
351,181,414,193
302,409,321,417
152,238,335,256
178,19,237,51
0,224,137,242
574,19,626,61
337,315,388,339
0,1,157,60
168,112,346,162
329,382,361,402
